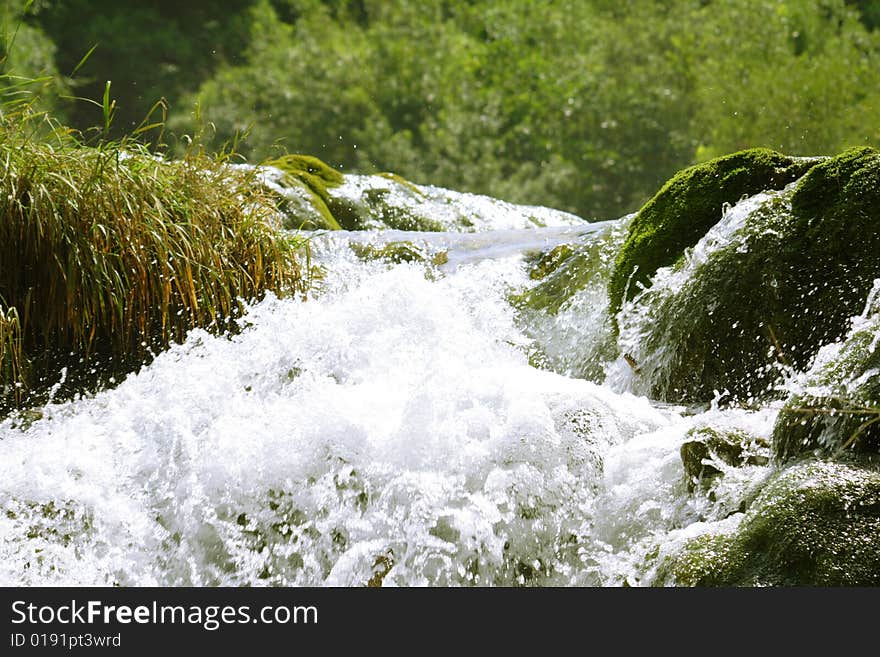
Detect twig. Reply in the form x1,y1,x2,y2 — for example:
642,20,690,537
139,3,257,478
623,353,642,375
765,323,791,368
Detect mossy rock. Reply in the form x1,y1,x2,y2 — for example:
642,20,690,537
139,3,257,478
609,148,815,315
360,188,447,232
515,247,601,315
273,178,342,231
621,147,880,403
655,461,880,586
265,154,345,230
515,227,622,316
323,177,445,232
527,244,577,281
266,154,344,189
349,241,447,266
513,225,626,383
681,427,769,491
772,282,880,463
377,172,426,197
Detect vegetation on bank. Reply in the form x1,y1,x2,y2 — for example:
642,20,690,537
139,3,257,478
0,108,305,410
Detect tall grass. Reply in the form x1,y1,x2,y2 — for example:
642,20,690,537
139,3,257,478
0,88,305,410
0,304,22,400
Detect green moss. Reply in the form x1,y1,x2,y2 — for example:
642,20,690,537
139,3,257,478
654,532,742,587
325,196,368,231
624,147,880,403
655,461,880,586
513,226,626,383
266,154,345,230
350,241,430,265
680,427,769,491
266,154,344,189
274,178,342,231
515,229,620,316
361,188,447,232
323,179,443,232
609,148,815,315
527,244,576,281
377,172,425,197
515,248,600,315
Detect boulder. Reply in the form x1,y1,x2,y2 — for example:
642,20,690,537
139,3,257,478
608,148,815,315
680,426,769,491
654,461,880,586
618,147,880,403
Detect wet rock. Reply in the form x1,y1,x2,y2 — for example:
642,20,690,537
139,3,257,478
618,147,880,403
680,426,769,491
654,460,880,586
349,241,447,266
772,280,880,463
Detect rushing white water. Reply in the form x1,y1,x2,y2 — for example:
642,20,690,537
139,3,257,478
0,210,779,586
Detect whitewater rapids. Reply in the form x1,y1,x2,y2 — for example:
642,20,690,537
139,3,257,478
0,221,776,586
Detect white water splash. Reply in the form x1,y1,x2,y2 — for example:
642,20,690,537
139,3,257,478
0,221,778,587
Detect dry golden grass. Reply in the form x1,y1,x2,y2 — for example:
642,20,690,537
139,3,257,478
0,115,304,408
0,304,22,400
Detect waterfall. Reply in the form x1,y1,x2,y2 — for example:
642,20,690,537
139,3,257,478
1,170,875,586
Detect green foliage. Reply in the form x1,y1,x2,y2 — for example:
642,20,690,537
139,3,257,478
168,0,377,166
166,0,880,220
851,0,880,29
5,0,879,220
689,0,880,159
1,0,66,119
31,0,255,141
608,148,813,314
349,240,442,265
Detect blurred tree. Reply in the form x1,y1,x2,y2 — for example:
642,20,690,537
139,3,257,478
688,0,880,159
12,0,880,219
31,0,255,137
1,0,66,116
